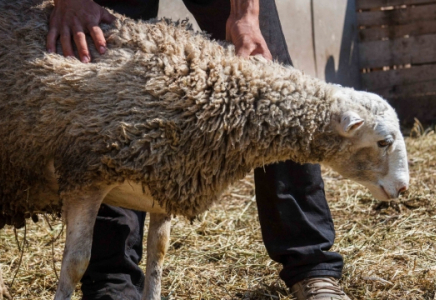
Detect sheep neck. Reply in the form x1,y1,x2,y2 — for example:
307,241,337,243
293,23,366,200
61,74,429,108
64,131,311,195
188,58,342,170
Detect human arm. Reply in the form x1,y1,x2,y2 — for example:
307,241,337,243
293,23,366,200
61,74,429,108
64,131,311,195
46,0,115,63
226,0,272,60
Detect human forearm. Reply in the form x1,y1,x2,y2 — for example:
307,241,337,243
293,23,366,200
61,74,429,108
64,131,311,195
230,0,259,19
226,0,272,59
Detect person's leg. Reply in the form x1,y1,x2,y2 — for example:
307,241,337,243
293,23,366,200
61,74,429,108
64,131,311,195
254,163,343,287
81,205,146,300
255,0,343,288
80,2,158,300
183,0,343,289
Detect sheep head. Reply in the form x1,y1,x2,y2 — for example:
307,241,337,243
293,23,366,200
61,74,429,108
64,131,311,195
326,90,409,200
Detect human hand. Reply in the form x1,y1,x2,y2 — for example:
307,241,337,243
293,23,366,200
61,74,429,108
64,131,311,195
47,0,116,63
226,11,272,60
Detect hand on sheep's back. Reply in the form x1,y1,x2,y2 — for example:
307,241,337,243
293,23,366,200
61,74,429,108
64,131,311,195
226,16,272,60
226,3,272,60
47,0,115,63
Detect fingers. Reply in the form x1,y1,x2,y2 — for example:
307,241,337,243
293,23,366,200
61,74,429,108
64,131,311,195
235,41,272,61
88,8,115,55
46,27,59,54
251,43,273,61
234,35,255,59
72,23,90,63
264,51,273,61
88,24,107,54
60,27,75,58
235,45,253,59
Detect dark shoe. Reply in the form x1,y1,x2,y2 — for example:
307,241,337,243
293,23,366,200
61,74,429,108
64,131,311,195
291,277,350,300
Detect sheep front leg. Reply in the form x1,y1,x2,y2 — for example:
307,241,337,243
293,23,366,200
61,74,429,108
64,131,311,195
54,186,112,300
142,213,171,300
0,268,11,300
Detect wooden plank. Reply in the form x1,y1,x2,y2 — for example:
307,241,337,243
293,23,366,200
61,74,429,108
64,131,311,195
356,0,436,10
359,20,436,41
387,95,436,125
362,64,436,89
359,34,436,68
357,4,436,27
276,0,317,77
367,80,436,98
313,0,361,88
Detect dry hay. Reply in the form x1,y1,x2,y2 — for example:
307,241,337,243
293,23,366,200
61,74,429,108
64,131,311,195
0,128,435,299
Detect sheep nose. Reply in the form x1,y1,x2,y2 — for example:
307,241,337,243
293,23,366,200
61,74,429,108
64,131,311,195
397,184,408,197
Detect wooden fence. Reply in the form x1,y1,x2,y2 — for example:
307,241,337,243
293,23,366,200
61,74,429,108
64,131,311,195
356,0,436,125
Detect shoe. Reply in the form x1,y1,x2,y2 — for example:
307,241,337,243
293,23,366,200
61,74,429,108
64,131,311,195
290,277,350,300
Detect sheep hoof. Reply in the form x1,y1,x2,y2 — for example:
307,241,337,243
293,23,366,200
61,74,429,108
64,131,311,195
12,214,25,229
0,278,11,300
0,287,11,300
31,214,39,223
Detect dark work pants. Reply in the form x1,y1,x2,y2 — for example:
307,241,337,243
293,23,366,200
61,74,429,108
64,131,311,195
81,0,343,299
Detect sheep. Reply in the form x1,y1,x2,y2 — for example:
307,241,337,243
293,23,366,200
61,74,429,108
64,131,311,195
0,0,409,299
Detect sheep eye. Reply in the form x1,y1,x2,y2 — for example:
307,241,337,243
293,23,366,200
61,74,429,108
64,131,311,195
377,140,391,148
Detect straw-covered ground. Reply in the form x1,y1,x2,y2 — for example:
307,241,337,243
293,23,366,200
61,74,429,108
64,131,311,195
0,124,435,300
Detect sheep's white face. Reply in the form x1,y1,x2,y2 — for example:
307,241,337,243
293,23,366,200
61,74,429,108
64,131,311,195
328,92,409,200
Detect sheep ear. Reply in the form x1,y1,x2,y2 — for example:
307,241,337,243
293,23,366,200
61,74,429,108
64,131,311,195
338,111,364,136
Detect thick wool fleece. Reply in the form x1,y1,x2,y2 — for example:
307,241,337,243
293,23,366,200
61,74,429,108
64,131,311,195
0,0,389,226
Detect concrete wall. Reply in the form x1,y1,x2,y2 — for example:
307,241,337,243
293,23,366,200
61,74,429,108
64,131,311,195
158,0,361,88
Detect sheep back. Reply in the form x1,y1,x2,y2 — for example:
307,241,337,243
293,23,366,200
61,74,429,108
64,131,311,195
1,0,282,225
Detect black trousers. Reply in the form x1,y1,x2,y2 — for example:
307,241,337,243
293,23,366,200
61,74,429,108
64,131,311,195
81,1,343,299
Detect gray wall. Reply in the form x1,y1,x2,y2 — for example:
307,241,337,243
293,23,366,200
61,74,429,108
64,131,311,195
158,0,361,88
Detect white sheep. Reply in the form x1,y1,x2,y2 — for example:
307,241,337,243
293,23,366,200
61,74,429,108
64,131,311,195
0,0,409,299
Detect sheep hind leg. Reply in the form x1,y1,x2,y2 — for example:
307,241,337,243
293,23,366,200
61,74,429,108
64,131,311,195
0,268,11,300
54,185,113,300
142,213,171,300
